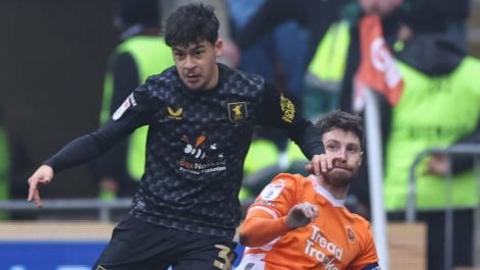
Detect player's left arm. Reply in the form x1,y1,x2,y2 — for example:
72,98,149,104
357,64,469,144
256,82,328,175
348,224,381,270
359,264,381,270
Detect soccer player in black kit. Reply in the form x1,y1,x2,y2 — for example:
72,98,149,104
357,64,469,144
27,3,330,270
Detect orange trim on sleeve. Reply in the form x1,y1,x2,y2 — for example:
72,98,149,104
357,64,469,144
239,208,290,247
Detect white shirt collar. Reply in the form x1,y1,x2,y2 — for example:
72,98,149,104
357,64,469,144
308,175,346,207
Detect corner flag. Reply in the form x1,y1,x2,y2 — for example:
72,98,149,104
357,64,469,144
354,15,403,111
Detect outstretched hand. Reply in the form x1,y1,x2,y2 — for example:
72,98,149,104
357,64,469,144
286,202,318,229
425,154,450,176
27,165,54,208
305,154,333,176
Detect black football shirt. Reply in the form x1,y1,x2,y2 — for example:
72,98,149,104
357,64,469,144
46,63,323,238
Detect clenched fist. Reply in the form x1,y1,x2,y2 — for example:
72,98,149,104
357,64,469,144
286,202,318,229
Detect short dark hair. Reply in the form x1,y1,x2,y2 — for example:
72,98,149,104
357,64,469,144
165,3,219,47
316,111,364,147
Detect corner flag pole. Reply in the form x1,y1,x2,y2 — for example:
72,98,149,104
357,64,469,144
365,88,389,270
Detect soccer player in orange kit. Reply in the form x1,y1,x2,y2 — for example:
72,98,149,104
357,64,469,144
237,111,380,270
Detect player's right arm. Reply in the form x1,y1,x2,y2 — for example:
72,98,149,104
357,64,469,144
239,174,318,247
45,83,154,172
240,202,318,247
95,52,140,185
27,84,154,207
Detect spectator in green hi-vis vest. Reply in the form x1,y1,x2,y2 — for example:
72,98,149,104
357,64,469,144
335,1,476,267
384,24,480,270
304,19,350,119
92,0,174,200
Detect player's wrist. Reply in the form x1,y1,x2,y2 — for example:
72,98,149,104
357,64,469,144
278,216,295,231
285,215,304,229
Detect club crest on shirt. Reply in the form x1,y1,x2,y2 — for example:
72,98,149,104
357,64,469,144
346,226,356,242
227,102,248,123
112,93,137,120
167,106,183,120
260,181,285,201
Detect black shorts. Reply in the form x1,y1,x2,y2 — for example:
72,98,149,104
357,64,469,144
93,215,236,270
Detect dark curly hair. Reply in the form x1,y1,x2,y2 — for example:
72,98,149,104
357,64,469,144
165,3,219,47
316,110,364,147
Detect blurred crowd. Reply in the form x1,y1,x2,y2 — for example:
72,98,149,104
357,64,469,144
0,0,479,269
230,2,479,269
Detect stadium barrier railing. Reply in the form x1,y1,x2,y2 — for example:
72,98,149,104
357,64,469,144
0,198,131,222
407,143,480,270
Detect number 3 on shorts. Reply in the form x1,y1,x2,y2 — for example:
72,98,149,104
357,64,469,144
213,244,233,270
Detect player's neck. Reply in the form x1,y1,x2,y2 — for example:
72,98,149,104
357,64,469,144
204,64,220,90
312,174,349,200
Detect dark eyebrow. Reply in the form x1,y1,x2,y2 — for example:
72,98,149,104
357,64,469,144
347,143,360,148
325,139,360,148
172,47,185,53
192,44,205,50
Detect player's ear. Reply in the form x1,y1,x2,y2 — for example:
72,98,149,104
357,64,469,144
215,38,223,57
358,152,363,166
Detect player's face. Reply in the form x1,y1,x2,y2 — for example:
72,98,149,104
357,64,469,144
322,128,363,187
172,39,223,91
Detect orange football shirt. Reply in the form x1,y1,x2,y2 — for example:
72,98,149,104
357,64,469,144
237,173,379,270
